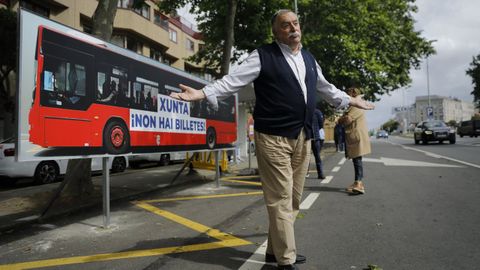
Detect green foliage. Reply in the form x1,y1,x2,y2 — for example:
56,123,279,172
158,0,433,106
381,119,399,133
299,0,435,101
466,54,480,109
0,8,17,101
447,120,457,127
367,264,383,270
158,0,289,77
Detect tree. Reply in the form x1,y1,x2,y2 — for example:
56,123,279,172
466,54,480,109
447,120,457,127
299,0,435,102
0,8,17,121
62,0,119,198
158,0,289,77
381,119,399,133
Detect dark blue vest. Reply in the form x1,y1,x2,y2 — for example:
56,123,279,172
253,42,317,139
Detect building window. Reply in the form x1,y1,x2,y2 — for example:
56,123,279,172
117,0,130,8
118,0,150,20
134,5,150,20
169,29,177,43
111,35,125,48
154,12,169,30
150,47,170,65
21,1,50,17
83,24,93,34
127,36,143,54
185,39,195,51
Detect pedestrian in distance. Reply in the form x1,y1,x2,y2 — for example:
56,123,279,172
311,108,326,179
338,87,372,195
169,9,374,269
334,122,345,152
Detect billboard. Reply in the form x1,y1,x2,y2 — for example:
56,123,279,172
17,9,237,162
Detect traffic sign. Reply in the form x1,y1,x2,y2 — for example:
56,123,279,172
426,106,433,119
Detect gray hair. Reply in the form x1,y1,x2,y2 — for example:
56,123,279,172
271,9,295,27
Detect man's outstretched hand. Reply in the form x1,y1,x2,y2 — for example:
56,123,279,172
349,95,375,110
169,84,206,101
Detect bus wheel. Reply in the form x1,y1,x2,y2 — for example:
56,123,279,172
206,127,216,149
104,120,130,154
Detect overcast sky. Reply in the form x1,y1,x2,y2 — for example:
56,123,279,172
365,0,480,129
179,1,480,130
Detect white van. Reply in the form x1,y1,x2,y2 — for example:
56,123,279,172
129,152,186,168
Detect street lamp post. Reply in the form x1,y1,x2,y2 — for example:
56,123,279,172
427,56,431,107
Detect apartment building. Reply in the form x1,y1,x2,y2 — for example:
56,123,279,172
415,95,475,123
5,0,208,74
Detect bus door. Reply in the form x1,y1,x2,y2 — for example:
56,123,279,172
40,41,95,147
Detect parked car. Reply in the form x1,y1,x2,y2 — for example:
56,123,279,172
129,152,186,168
414,120,456,145
457,120,480,137
0,137,128,185
376,130,389,139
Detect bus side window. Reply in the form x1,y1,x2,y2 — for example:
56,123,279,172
97,72,109,100
65,63,86,104
41,58,67,106
133,82,144,109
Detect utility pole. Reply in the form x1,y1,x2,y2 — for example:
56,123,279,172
427,56,431,107
294,0,298,14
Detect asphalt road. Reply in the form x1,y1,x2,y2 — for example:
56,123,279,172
0,137,479,270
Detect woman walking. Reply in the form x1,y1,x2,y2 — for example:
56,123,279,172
339,87,372,194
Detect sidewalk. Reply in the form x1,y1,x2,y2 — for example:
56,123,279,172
0,143,335,234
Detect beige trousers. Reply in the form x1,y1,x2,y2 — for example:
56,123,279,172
254,129,311,265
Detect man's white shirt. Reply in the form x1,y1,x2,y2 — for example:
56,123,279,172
202,41,350,110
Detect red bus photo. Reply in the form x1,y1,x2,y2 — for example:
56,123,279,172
28,26,236,156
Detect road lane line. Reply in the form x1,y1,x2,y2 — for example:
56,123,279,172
332,166,340,172
238,240,270,270
142,191,263,203
239,192,321,269
0,240,250,270
222,179,262,186
397,144,480,169
0,201,253,270
321,175,333,184
300,192,320,210
339,157,346,165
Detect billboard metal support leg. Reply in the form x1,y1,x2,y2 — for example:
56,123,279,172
170,153,198,186
215,150,220,188
102,157,110,229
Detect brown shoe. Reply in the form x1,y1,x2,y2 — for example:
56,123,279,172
352,181,365,194
346,182,356,193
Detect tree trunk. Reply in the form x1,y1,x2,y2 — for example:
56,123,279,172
91,0,118,42
62,0,118,198
220,0,237,76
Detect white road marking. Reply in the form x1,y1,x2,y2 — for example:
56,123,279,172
300,192,320,210
362,157,462,168
389,142,480,169
238,240,270,270
321,176,333,184
332,166,341,172
239,192,321,269
339,157,346,165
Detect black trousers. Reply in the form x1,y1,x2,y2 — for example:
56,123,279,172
311,139,324,177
